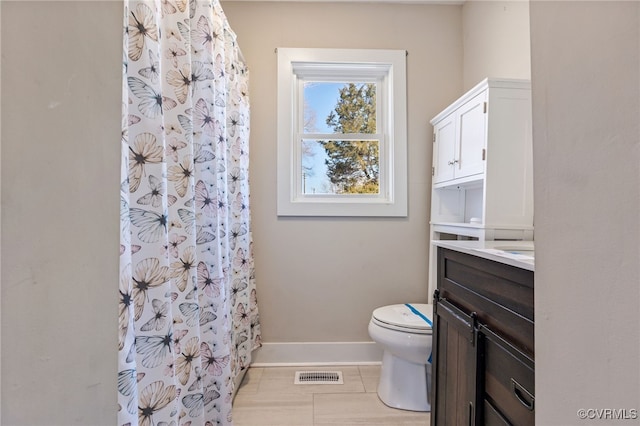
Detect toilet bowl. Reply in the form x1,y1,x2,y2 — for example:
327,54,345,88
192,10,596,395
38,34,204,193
368,303,433,412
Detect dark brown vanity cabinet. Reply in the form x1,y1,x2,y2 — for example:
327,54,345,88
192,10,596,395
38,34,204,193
431,247,535,426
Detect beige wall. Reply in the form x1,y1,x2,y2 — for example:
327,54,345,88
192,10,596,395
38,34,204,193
530,1,640,423
1,1,121,424
221,2,463,343
462,0,531,90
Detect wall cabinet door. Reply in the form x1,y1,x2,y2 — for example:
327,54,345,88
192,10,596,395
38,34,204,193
432,114,456,184
431,297,480,426
455,91,487,179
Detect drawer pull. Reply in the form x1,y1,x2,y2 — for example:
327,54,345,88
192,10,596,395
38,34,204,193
511,378,535,411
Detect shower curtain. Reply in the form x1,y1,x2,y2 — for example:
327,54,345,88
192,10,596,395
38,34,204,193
118,1,260,424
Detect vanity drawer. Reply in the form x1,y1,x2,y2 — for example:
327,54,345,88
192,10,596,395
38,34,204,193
480,325,535,426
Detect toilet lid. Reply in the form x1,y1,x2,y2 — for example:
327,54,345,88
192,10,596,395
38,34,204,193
372,303,433,333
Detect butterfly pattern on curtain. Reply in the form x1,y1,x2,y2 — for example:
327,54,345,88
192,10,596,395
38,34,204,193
118,1,261,424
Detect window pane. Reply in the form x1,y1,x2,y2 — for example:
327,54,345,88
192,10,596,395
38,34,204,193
303,82,377,134
301,139,380,195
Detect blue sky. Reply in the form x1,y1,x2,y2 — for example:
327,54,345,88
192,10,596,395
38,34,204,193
302,82,343,194
304,82,342,133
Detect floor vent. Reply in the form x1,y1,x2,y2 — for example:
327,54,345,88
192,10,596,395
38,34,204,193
294,371,344,385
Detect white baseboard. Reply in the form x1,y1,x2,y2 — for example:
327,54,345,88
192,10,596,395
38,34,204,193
250,341,383,367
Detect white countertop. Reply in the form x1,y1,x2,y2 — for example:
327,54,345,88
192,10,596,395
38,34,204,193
432,240,535,271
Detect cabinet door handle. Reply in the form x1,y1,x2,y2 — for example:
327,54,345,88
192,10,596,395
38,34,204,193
447,160,459,165
511,378,535,411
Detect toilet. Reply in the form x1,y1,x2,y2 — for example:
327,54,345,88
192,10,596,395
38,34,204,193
368,303,433,412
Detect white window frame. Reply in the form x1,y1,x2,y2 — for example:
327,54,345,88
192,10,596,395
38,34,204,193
277,47,407,217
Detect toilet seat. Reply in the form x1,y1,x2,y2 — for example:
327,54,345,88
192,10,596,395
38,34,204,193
371,303,433,334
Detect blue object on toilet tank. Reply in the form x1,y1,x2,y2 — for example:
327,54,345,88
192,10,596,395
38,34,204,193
405,303,433,363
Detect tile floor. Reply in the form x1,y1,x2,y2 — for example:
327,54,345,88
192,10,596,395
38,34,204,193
232,365,430,425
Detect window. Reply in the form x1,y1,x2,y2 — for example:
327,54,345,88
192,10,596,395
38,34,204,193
277,48,407,217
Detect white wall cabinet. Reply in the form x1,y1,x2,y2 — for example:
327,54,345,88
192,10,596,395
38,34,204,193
428,78,534,298
432,90,487,184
